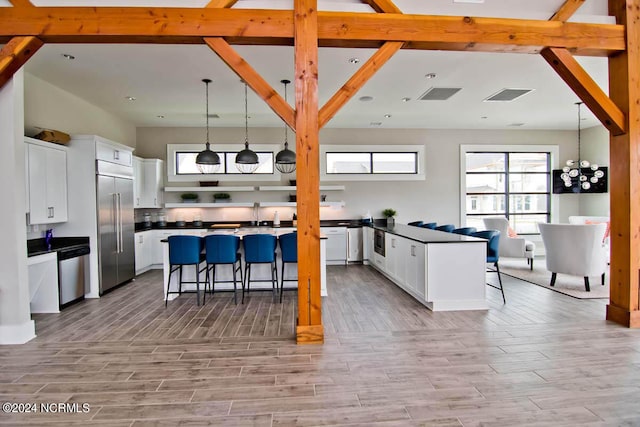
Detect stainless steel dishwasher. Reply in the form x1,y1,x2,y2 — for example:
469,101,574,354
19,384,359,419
57,245,90,308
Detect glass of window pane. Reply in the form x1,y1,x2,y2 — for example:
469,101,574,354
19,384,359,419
509,153,548,172
466,174,506,193
372,153,417,173
465,153,506,172
508,173,549,193
509,194,548,214
176,152,225,174
510,214,547,234
326,153,371,174
465,195,506,214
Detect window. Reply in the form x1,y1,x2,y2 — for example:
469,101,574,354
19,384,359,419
465,151,551,235
326,151,418,174
175,151,274,175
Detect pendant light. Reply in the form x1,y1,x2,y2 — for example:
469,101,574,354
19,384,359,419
195,79,221,174
275,79,296,174
235,82,259,174
560,102,603,191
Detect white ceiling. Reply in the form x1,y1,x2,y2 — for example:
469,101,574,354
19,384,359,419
7,0,613,130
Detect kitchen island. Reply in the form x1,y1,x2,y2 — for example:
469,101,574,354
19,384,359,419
364,224,488,311
161,227,327,301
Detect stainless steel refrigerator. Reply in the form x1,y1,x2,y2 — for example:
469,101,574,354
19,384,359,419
96,160,135,294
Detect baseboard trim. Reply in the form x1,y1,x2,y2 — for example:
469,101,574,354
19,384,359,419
0,320,36,345
606,304,640,328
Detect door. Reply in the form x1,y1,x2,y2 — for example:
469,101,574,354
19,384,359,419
116,177,135,285
97,175,117,293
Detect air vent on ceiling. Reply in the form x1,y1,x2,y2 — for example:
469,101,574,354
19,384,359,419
418,87,462,101
508,122,525,127
484,88,533,102
207,114,220,118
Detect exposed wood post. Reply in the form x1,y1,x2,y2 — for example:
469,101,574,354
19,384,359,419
204,38,296,130
540,47,625,135
0,36,43,90
607,0,640,328
294,0,323,344
361,0,402,14
9,0,33,8
319,41,403,128
549,0,586,21
205,0,238,7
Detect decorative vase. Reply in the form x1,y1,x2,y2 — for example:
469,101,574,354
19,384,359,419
386,217,395,227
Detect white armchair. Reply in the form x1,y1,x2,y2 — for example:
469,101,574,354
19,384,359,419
538,222,607,292
483,217,536,270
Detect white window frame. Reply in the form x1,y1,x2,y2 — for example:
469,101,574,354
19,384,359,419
320,144,426,181
167,143,281,182
459,144,560,228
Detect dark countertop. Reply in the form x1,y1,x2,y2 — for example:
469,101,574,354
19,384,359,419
27,237,90,257
136,219,365,232
368,223,486,244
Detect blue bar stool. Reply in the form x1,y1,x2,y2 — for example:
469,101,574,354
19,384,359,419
471,230,505,303
452,227,477,235
204,234,243,305
435,224,455,233
407,221,424,227
278,232,297,303
242,234,278,303
419,222,437,229
166,235,206,307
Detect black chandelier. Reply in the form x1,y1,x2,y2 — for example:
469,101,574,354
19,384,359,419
275,79,296,174
195,78,221,174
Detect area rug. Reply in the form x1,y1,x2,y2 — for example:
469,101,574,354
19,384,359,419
494,257,610,299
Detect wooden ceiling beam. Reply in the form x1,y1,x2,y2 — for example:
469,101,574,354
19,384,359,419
0,8,624,56
550,0,586,21
206,0,238,7
541,47,625,135
360,0,402,14
204,37,295,131
319,41,403,128
9,0,33,7
0,36,43,89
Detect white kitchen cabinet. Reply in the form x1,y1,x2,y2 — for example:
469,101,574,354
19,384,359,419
134,157,164,208
28,252,60,313
142,159,164,208
347,227,363,262
26,139,68,225
153,230,174,265
133,156,144,208
363,227,374,264
135,230,153,274
322,226,347,265
385,233,406,285
96,140,132,166
405,240,426,298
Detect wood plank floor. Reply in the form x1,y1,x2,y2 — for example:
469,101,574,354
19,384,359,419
2,264,640,426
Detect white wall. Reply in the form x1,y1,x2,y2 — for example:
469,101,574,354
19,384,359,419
24,73,137,148
136,126,581,225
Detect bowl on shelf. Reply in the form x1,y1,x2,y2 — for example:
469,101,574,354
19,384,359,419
288,194,297,202
289,179,296,186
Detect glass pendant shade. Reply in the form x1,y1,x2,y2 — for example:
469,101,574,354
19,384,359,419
275,79,296,174
195,78,220,173
235,82,259,174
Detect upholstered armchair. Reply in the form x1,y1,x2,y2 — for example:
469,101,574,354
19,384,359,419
538,222,607,292
483,217,536,270
568,216,610,263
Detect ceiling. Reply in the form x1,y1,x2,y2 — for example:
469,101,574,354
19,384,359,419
5,0,614,131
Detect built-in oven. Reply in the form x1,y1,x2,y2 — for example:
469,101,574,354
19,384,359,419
374,229,385,256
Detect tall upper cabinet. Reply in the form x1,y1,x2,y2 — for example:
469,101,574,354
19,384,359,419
133,156,164,208
25,137,68,224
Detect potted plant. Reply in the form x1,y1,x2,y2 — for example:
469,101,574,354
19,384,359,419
382,208,397,227
180,192,199,203
213,192,231,203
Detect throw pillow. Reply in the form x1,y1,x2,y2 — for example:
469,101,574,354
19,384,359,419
507,226,518,238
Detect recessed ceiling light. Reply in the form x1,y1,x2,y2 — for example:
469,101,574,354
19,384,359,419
425,73,437,79
125,96,136,101
61,54,75,60
348,58,360,64
384,114,392,118
401,97,411,102
370,121,382,126
359,96,374,102
481,116,488,119
156,115,165,119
